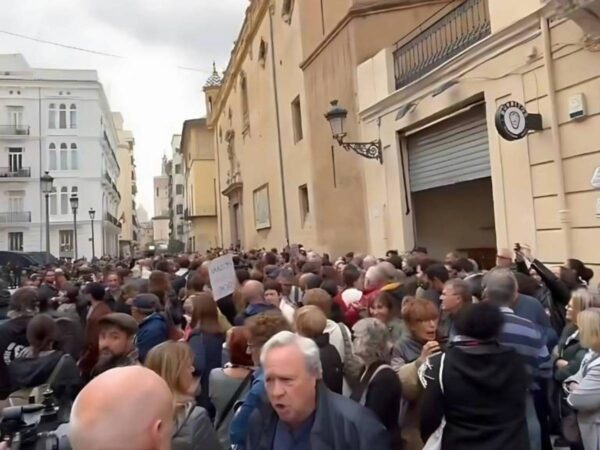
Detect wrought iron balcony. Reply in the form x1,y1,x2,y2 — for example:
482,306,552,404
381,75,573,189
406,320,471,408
393,0,491,90
0,167,31,178
0,125,30,136
105,212,122,229
0,211,32,224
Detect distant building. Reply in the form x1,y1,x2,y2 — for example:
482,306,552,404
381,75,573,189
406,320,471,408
152,156,170,249
114,112,139,258
0,54,120,258
169,134,186,245
180,119,218,253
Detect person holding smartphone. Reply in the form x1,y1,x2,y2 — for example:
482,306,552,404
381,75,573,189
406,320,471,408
391,297,441,450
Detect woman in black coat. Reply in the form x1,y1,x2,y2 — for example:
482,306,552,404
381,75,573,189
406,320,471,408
420,302,530,450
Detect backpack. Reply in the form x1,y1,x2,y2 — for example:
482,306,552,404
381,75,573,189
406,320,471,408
8,353,71,406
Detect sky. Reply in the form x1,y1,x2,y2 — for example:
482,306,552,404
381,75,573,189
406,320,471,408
0,0,247,215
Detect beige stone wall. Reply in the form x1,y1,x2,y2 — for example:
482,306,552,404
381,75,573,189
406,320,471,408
181,119,218,252
358,12,600,280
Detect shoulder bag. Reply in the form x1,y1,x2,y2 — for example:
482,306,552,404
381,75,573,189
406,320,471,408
215,370,254,430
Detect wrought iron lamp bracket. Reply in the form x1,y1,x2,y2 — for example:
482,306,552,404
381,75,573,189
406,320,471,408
336,137,383,164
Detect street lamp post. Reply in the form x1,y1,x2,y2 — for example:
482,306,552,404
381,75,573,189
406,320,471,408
40,171,54,264
70,194,79,261
89,208,96,260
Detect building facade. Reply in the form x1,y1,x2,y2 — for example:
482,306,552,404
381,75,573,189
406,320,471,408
180,118,218,253
206,0,465,255
0,54,121,259
114,112,139,258
355,0,600,274
152,156,170,249
169,134,187,246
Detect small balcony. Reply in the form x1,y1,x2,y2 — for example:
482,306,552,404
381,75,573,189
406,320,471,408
393,0,491,90
105,212,122,229
0,125,30,136
0,167,31,179
0,211,32,224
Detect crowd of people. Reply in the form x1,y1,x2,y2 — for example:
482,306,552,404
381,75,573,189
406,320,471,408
0,245,598,450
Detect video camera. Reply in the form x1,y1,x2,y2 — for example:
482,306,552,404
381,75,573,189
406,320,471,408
1,390,69,450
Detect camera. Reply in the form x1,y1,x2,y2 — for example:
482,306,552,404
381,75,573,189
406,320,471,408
1,390,69,450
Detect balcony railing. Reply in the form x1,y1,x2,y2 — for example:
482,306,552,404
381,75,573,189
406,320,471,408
0,125,30,136
105,212,122,229
0,211,32,223
0,167,31,178
393,0,491,90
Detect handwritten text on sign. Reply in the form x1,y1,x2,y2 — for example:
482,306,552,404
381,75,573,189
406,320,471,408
208,254,236,300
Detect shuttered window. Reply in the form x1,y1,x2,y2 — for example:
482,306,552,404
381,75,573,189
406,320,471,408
408,104,490,192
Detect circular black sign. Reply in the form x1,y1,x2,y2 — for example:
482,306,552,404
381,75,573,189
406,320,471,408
495,101,528,141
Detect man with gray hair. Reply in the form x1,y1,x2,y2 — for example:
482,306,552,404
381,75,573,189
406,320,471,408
247,331,390,450
483,269,551,450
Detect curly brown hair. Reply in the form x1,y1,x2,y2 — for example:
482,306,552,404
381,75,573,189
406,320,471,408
246,312,290,349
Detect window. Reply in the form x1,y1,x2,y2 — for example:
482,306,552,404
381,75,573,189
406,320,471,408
60,143,68,170
59,104,67,129
8,192,24,213
176,184,184,195
282,0,294,22
49,103,57,129
176,204,183,215
49,187,57,215
240,73,249,129
156,187,159,197
258,39,268,67
175,164,182,174
177,225,184,236
8,232,23,251
69,104,77,129
299,184,309,226
8,148,22,173
7,106,23,128
291,96,303,143
49,143,57,170
59,230,74,254
70,143,78,170
60,187,69,215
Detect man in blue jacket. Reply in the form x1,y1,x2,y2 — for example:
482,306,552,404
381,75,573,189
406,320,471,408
234,280,278,326
131,294,168,362
247,331,390,450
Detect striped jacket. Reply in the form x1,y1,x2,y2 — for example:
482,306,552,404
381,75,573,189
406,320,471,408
498,306,552,385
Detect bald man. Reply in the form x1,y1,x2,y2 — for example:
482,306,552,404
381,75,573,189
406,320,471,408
234,280,279,325
69,366,174,450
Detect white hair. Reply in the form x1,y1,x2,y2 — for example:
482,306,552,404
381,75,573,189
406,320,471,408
260,330,322,377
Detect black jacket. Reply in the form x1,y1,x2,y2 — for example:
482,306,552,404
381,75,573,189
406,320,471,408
313,334,343,394
421,343,530,450
8,350,82,403
0,288,10,320
0,315,31,399
554,323,586,382
247,383,391,450
363,365,402,447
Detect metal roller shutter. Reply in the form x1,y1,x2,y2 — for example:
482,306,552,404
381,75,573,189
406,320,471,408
408,104,490,192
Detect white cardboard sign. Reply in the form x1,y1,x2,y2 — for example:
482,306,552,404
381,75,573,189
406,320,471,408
592,167,600,189
208,254,236,300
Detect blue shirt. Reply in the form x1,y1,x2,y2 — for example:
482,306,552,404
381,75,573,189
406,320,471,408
229,367,265,448
273,413,315,450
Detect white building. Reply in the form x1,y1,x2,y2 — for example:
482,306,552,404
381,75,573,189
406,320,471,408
0,54,121,259
152,156,170,249
170,134,186,245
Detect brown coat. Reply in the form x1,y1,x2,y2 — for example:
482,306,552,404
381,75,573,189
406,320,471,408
78,301,112,379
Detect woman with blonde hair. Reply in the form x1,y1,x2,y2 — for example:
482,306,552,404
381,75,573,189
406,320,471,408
145,341,221,450
565,308,600,449
555,290,600,382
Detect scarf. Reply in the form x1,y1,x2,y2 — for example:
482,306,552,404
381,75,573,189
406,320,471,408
395,333,423,363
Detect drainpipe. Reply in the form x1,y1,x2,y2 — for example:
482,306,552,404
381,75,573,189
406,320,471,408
541,17,571,258
38,88,43,251
269,3,291,248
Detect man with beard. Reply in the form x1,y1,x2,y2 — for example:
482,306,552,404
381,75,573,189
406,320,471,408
90,313,139,379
